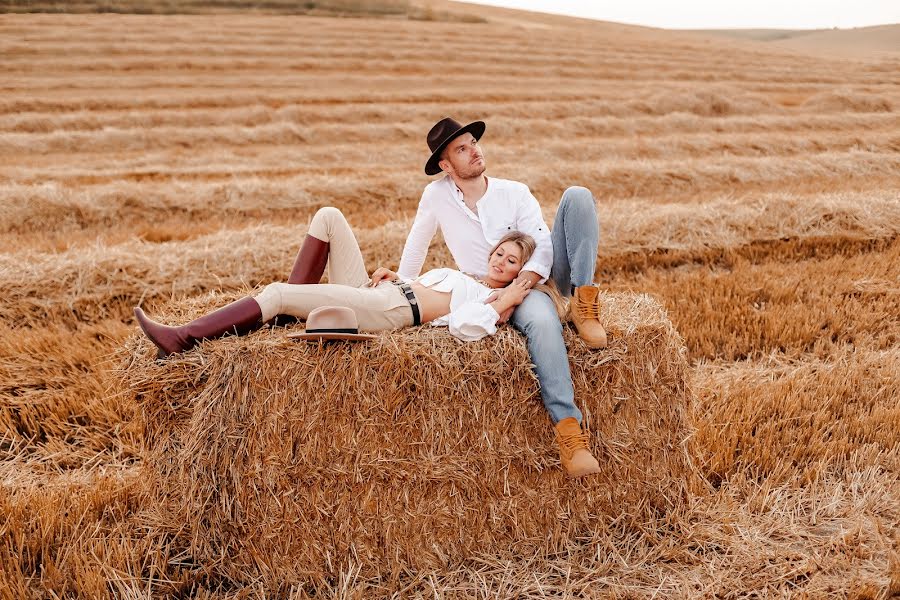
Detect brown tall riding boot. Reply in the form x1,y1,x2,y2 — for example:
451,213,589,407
570,285,608,349
554,417,602,478
134,297,263,358
288,235,330,284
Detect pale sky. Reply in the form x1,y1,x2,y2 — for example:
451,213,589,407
453,0,900,30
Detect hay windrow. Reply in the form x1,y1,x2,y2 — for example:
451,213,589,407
3,189,898,329
611,236,900,361
693,347,900,484
118,291,698,582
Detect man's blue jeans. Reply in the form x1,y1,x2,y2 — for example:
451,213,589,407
510,186,599,424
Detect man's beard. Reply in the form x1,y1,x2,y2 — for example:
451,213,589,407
457,160,486,180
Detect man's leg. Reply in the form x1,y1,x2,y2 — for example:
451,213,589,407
510,290,581,424
550,186,599,296
550,186,606,348
511,290,600,477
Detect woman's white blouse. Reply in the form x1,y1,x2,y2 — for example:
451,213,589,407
412,268,500,341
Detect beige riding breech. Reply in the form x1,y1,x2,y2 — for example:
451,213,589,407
253,207,414,331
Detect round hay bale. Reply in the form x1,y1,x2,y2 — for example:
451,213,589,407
119,291,699,584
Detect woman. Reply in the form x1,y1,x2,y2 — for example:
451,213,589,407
135,207,562,357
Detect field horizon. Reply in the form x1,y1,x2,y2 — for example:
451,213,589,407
1,1,899,597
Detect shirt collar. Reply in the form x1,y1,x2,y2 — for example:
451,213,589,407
451,175,490,203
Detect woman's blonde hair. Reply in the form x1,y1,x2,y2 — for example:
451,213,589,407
491,230,536,265
490,232,567,319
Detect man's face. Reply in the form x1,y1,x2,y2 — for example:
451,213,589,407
439,133,486,180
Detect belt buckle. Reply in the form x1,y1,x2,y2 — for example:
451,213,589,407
396,281,415,302
400,282,417,305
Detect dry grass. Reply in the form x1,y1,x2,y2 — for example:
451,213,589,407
2,463,896,597
693,347,900,485
118,292,695,584
610,237,900,361
0,320,138,471
1,5,899,597
4,189,898,327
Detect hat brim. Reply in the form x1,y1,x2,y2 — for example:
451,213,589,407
287,331,377,342
424,120,486,176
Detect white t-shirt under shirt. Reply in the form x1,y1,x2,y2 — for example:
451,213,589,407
398,175,553,283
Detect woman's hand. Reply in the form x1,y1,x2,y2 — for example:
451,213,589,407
501,279,532,306
488,279,531,318
369,267,399,287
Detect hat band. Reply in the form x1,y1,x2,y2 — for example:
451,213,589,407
305,327,360,334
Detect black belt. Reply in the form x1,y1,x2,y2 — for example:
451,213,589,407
394,281,421,326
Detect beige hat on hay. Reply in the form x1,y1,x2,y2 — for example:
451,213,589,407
287,306,377,342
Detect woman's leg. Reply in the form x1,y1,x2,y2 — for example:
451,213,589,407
293,206,370,287
288,222,330,285
255,282,412,332
134,297,263,358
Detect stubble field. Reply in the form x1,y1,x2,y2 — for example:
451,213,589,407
1,4,899,597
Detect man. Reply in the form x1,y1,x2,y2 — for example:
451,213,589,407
396,117,607,478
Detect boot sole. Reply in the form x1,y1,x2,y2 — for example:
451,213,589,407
565,467,602,478
571,322,608,349
576,333,608,349
579,339,608,349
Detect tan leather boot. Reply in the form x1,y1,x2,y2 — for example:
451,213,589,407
554,417,601,478
570,285,607,349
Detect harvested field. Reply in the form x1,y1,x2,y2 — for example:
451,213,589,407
1,3,898,597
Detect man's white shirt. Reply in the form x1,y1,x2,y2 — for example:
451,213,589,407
397,175,553,282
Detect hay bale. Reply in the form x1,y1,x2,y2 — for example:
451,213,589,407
120,291,698,584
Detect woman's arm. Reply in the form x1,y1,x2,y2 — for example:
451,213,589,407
487,280,531,315
447,303,501,341
448,281,531,341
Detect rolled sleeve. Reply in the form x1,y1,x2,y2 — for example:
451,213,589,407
517,189,553,281
448,303,500,342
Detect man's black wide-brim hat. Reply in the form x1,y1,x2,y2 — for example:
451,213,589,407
424,117,486,176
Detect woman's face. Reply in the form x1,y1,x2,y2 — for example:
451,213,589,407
488,241,524,283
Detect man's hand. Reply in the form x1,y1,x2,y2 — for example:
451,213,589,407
369,267,399,287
